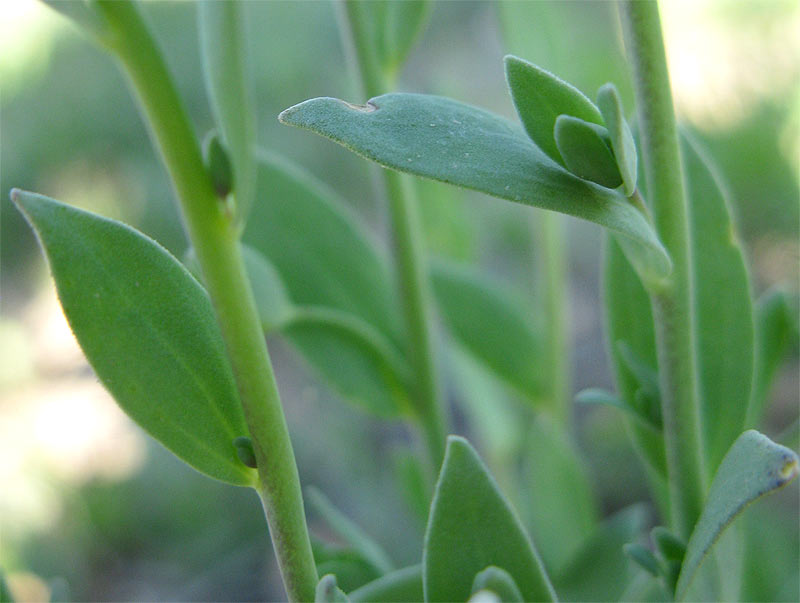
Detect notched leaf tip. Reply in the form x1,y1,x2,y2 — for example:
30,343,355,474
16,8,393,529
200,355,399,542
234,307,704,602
342,100,378,113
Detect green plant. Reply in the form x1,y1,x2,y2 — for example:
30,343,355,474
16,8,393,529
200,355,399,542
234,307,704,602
6,1,798,601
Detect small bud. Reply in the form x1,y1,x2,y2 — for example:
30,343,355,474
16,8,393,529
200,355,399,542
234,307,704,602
651,526,686,563
554,114,623,189
623,543,662,577
203,130,234,199
233,436,257,468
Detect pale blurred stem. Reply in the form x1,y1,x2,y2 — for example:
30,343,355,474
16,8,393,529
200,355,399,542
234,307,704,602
535,211,570,426
620,1,706,539
339,0,447,469
93,3,317,600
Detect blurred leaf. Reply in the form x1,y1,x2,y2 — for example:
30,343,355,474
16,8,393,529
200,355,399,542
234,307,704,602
307,487,395,575
554,505,648,602
0,569,13,603
575,388,659,432
359,0,430,76
198,1,256,225
604,237,666,478
471,566,524,602
240,244,294,331
316,574,350,603
597,83,637,196
279,93,670,280
43,0,109,42
423,436,555,602
349,565,423,603
284,307,412,417
391,448,432,523
244,151,402,345
431,260,543,404
554,115,621,188
202,130,234,199
624,543,661,577
520,414,598,573
675,430,799,600
651,526,686,564
747,288,799,427
12,190,254,486
504,55,602,165
682,135,755,474
316,557,379,595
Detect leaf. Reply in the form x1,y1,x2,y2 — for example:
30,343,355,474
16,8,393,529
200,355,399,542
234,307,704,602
307,487,395,576
391,448,432,523
0,568,13,603
202,130,234,198
279,93,670,281
471,566,524,602
431,260,544,403
520,413,599,573
12,190,254,486
349,565,423,603
651,526,686,563
675,430,799,600
603,236,666,478
554,505,648,602
554,115,622,188
198,1,256,225
283,307,412,417
423,436,555,602
596,83,637,196
316,575,350,603
504,55,603,165
575,388,658,431
372,1,431,75
240,244,294,332
244,151,402,345
682,134,755,474
623,543,661,577
747,288,799,427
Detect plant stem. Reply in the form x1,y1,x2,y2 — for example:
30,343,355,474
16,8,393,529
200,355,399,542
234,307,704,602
94,3,317,599
619,1,706,539
338,0,447,468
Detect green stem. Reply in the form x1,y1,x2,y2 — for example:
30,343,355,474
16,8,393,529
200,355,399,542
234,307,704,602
94,3,317,599
620,1,706,539
339,0,447,468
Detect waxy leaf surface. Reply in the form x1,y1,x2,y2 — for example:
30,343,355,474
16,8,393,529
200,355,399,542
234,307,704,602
675,430,799,600
279,93,670,279
12,190,253,486
424,436,555,602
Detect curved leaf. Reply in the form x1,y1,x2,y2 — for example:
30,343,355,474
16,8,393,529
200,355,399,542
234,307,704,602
279,93,670,280
348,565,423,603
504,55,603,164
431,260,544,403
198,1,256,225
240,244,294,331
423,436,555,602
354,0,430,76
682,135,755,474
12,190,254,486
316,574,350,603
596,83,637,196
471,566,524,602
554,115,621,188
675,430,799,600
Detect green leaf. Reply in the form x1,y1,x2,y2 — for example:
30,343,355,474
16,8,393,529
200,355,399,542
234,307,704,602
682,135,755,474
391,448,432,523
675,430,799,600
554,115,622,188
471,566,524,602
316,575,350,603
596,83,637,196
202,130,234,199
624,543,661,578
279,93,670,281
748,288,799,427
554,505,647,602
349,565,423,603
575,388,658,431
365,0,430,76
651,526,686,563
198,1,256,226
311,537,381,592
504,55,603,165
307,487,395,576
0,568,14,603
431,260,544,403
12,190,254,486
283,307,412,417
423,436,555,602
603,236,666,478
520,414,599,573
240,244,294,332
244,151,402,345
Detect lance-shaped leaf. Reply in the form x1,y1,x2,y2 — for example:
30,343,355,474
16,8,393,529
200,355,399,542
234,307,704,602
12,190,254,486
279,93,670,281
198,1,256,225
682,135,754,474
675,430,799,600
554,115,622,188
596,83,637,196
471,566,524,602
423,436,555,602
431,260,544,404
504,55,603,165
349,565,423,603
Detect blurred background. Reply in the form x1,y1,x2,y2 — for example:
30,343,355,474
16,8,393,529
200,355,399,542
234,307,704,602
1,1,797,600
